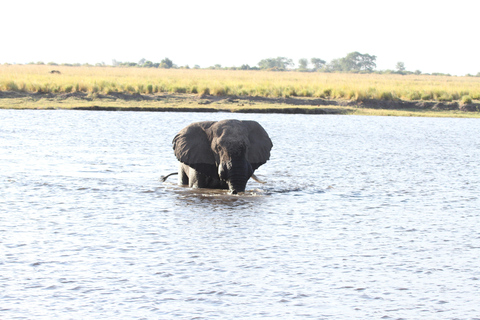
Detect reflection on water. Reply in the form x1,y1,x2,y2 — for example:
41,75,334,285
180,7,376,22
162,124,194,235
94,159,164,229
1,110,480,319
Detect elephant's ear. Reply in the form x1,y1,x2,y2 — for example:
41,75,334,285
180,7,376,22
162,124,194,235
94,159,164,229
243,121,273,171
172,121,218,178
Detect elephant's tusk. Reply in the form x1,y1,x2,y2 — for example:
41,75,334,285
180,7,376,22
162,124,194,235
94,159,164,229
251,174,266,184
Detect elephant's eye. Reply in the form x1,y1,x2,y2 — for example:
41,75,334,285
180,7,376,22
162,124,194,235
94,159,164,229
213,143,222,153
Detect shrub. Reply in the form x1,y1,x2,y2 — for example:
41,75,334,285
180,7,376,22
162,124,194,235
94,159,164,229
199,87,210,96
335,90,346,99
89,85,100,93
125,85,135,93
76,83,89,92
470,92,480,100
173,86,187,94
380,91,394,100
51,84,62,93
4,81,19,91
436,92,453,102
421,92,432,100
103,87,115,95
461,95,473,104
273,87,284,97
354,90,367,101
451,92,460,100
286,88,297,97
212,86,226,96
18,82,27,92
299,88,313,97
88,92,99,99
155,84,167,93
345,90,356,99
408,91,421,100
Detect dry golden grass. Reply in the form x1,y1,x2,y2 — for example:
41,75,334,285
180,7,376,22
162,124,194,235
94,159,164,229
2,65,480,103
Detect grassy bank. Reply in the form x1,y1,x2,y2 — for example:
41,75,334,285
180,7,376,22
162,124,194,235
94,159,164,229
1,65,480,117
1,92,479,118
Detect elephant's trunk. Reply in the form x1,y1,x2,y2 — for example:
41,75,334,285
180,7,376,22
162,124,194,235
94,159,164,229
228,173,247,194
222,159,252,194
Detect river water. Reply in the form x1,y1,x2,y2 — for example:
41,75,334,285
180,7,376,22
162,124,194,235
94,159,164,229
1,110,479,319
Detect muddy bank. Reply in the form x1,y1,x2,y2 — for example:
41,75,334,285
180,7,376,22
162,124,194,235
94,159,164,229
1,91,478,113
70,105,332,114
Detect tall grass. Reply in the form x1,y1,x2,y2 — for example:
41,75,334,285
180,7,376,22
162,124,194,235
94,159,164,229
1,65,480,102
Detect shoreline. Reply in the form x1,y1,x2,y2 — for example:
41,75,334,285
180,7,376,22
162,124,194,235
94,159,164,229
1,91,479,117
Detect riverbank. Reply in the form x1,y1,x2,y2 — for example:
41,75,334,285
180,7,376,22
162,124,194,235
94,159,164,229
2,65,480,117
1,91,479,118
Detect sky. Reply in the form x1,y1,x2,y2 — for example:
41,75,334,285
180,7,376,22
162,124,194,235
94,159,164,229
2,0,479,75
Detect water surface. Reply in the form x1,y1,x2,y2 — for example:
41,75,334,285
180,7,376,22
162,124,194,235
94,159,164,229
1,110,479,319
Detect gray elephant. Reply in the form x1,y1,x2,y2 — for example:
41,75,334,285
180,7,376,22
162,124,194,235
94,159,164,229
170,119,273,194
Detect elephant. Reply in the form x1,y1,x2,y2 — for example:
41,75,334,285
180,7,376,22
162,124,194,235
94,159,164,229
170,119,273,194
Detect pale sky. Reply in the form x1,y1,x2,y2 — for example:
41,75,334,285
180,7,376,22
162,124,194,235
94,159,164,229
2,0,479,75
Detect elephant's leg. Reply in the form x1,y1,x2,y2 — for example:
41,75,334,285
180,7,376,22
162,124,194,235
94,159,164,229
179,163,228,189
189,169,209,188
179,164,206,188
178,163,189,186
205,176,228,189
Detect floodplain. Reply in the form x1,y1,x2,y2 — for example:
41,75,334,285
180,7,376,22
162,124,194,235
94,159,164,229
1,65,479,117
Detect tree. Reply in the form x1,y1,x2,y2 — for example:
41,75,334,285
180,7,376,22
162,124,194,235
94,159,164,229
360,53,377,71
160,58,173,69
298,58,309,71
325,58,343,72
258,57,294,70
326,52,377,72
120,62,137,67
341,52,359,71
396,62,406,72
258,58,275,69
311,58,326,71
142,60,154,68
343,51,377,71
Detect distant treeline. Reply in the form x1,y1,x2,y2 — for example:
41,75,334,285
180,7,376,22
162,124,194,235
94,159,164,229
13,51,480,77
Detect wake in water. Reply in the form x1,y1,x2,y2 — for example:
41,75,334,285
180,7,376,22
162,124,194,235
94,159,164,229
160,176,327,198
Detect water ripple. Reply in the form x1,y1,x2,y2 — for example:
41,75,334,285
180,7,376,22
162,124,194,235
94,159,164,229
1,111,480,319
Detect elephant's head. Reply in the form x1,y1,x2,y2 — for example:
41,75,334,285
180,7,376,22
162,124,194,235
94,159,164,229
173,119,273,194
